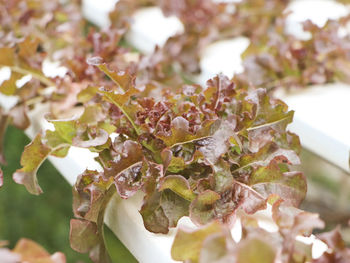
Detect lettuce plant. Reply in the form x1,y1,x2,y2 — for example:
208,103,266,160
237,14,350,90
0,0,349,263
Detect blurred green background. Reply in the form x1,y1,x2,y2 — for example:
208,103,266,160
0,125,137,263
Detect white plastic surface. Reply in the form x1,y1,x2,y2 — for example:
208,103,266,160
279,84,350,173
126,7,184,54
105,193,196,263
196,37,250,84
82,0,118,28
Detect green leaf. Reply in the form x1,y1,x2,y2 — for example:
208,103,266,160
159,175,196,201
77,86,99,103
72,129,109,148
44,130,70,158
0,71,21,95
100,88,140,135
105,140,144,199
190,190,221,225
70,219,100,254
0,42,54,89
70,219,112,263
73,170,115,222
0,48,15,66
199,119,237,164
86,59,134,91
157,117,217,147
18,37,40,58
160,189,190,228
199,232,231,263
247,89,293,132
79,105,105,125
71,169,115,263
140,192,170,234
167,156,186,173
171,221,223,263
213,159,234,192
249,161,307,207
236,237,276,263
101,87,139,107
237,142,300,173
13,134,51,195
49,119,76,144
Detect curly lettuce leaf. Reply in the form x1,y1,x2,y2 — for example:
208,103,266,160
13,134,51,195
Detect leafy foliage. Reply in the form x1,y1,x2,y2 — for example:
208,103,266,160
14,64,304,261
237,14,350,90
0,0,349,263
172,198,350,263
0,238,66,263
111,0,291,75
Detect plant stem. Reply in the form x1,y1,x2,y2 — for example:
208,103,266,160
246,115,292,131
169,135,211,148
